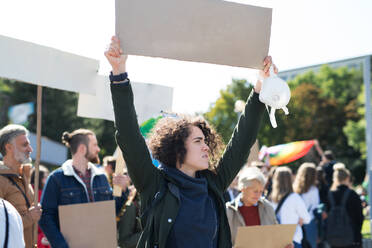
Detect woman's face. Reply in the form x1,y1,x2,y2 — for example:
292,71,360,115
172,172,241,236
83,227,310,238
178,126,210,177
241,180,264,206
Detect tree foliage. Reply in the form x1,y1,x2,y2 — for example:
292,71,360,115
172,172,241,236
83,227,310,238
0,78,117,161
204,79,252,144
204,65,366,183
343,85,367,159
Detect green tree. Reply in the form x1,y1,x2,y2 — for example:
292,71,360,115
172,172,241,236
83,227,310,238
204,79,252,144
290,65,363,108
344,85,367,159
0,78,117,161
204,65,365,182
0,79,13,127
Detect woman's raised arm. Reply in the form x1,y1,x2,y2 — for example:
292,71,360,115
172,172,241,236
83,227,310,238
106,36,160,193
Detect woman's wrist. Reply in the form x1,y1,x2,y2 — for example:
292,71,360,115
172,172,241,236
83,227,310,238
109,72,129,83
254,80,262,93
112,65,126,76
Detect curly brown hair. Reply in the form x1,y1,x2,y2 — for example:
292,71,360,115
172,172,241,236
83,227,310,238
148,115,224,170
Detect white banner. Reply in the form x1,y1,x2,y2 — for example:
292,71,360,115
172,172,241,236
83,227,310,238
77,75,173,124
0,35,98,94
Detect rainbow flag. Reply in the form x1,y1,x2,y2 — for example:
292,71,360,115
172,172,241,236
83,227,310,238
259,140,315,166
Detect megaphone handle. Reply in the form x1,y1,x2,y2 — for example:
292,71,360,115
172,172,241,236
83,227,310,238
269,107,277,128
282,106,289,115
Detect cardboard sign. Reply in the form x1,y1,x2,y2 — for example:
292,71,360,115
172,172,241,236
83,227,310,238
113,147,126,197
77,75,173,124
247,139,260,165
116,0,272,69
0,35,98,94
235,224,296,248
59,200,117,248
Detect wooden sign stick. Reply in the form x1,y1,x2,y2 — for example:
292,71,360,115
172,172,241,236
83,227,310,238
113,147,125,196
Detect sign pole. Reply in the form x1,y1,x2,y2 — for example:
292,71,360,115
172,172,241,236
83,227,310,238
33,85,42,246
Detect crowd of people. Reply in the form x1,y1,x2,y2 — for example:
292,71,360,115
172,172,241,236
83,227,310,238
227,158,364,248
0,36,366,248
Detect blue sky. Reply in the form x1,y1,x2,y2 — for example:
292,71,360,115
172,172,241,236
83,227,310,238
1,0,371,113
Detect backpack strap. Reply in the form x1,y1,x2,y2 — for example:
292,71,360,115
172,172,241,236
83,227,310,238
328,190,335,207
140,178,169,248
0,175,31,208
328,188,351,208
152,182,168,248
275,193,290,220
140,179,168,223
2,200,9,248
340,188,351,207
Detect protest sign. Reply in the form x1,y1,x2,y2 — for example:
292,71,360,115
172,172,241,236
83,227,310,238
116,0,272,69
235,224,296,248
59,200,117,248
0,35,98,94
77,76,173,124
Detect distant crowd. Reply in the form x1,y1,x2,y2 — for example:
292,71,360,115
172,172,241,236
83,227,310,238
0,124,365,248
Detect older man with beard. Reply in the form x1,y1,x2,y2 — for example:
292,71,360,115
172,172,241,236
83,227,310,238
0,124,42,248
39,129,129,248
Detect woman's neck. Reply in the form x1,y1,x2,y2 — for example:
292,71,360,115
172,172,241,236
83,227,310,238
178,166,196,178
177,162,196,178
241,194,254,207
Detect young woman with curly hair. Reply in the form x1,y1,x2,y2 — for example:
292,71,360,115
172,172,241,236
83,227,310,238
105,36,278,248
148,115,223,172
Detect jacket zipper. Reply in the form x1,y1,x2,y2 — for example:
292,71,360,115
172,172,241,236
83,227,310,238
71,170,94,202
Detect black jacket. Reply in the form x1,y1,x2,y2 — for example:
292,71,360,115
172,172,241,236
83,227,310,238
110,81,265,248
326,185,363,244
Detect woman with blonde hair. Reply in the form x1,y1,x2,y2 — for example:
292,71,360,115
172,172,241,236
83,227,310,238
326,167,363,248
293,163,319,248
226,167,276,245
271,166,310,248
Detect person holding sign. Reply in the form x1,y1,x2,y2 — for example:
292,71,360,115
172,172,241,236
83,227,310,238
226,167,277,244
226,166,293,248
0,124,42,248
106,36,278,248
39,129,128,248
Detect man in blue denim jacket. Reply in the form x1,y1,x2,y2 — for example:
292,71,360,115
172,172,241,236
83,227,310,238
39,129,128,248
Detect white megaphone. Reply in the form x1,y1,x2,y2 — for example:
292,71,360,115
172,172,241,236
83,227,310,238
259,66,291,128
